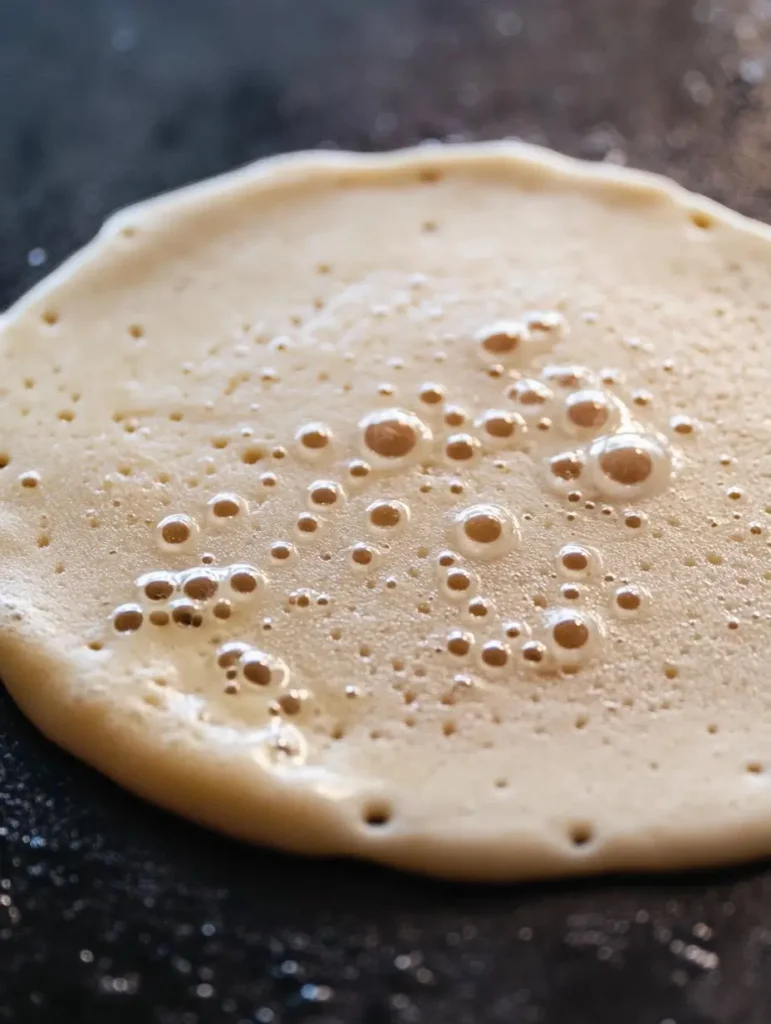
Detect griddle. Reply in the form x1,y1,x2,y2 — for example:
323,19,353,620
2,1,771,1021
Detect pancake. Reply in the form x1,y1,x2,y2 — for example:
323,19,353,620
1,143,771,881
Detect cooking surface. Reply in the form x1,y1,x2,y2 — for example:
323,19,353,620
2,1,771,1021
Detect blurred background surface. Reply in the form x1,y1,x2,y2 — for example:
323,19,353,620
2,2,771,1023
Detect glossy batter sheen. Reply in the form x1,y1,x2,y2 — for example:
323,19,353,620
1,143,771,881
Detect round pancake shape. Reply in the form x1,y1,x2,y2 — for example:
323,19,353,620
1,143,771,880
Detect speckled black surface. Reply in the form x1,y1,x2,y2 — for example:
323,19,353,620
3,1,771,1021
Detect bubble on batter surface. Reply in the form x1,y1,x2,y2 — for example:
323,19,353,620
541,364,595,390
586,432,673,501
454,504,519,561
478,640,510,672
206,492,247,522
507,378,554,419
156,513,199,552
561,389,619,437
137,571,177,603
226,564,267,600
611,584,650,619
307,480,345,509
113,603,144,633
446,629,474,657
359,408,432,468
547,450,586,493
475,320,529,363
475,408,528,449
556,544,600,580
443,433,482,465
296,422,334,460
440,565,478,602
349,542,380,571
543,608,601,669
367,499,410,533
240,649,289,688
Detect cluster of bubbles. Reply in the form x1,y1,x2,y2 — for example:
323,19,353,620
435,539,606,676
215,640,307,716
107,303,688,740
111,561,265,634
456,317,678,505
155,491,250,553
300,314,678,518
507,366,679,504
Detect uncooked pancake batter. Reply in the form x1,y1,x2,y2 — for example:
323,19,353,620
1,143,770,880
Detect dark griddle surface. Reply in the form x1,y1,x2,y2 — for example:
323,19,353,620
2,1,771,1022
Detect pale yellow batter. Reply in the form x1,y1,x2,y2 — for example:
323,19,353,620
1,143,770,880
